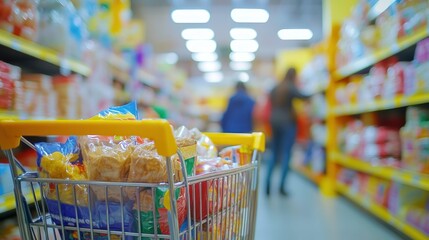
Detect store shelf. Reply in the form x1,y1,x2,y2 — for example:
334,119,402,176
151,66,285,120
0,190,41,215
292,165,323,185
0,29,90,76
332,152,429,191
331,93,429,116
336,183,428,240
367,0,395,22
333,28,428,80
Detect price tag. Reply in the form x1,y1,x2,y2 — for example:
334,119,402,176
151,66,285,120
60,59,71,75
11,40,21,51
391,43,400,53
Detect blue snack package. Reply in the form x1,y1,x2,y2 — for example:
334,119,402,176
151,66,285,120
90,101,139,120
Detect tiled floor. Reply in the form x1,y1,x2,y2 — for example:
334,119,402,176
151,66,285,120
254,166,405,240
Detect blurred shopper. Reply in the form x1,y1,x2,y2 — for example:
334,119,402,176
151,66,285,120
266,67,309,196
221,82,255,133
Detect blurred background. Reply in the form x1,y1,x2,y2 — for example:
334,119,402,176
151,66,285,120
1,0,429,239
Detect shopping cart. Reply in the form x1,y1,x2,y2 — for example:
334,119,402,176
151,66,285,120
0,119,265,240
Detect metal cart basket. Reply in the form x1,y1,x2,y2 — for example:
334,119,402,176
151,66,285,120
0,119,265,240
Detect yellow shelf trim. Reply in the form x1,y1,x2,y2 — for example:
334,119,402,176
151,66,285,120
332,152,429,191
0,29,90,77
337,183,428,240
334,28,428,81
331,93,429,116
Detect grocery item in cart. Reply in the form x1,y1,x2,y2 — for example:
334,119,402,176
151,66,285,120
132,187,187,235
219,145,251,166
190,157,233,221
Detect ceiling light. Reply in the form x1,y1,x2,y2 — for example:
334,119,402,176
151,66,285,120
181,28,214,40
204,72,223,83
171,9,210,23
230,61,252,71
192,52,218,62
186,40,217,53
229,52,255,62
230,40,259,52
198,61,221,72
238,72,250,82
231,8,269,23
278,29,313,40
230,28,257,40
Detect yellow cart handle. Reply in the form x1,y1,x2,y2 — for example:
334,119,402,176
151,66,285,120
204,132,265,152
0,119,176,156
0,119,265,155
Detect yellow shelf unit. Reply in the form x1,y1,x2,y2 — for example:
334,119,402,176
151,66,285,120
336,183,428,240
333,28,429,81
332,152,429,191
332,93,429,116
0,190,41,215
0,29,90,77
292,165,323,185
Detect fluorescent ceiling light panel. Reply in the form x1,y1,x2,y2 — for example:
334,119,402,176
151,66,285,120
229,52,255,62
181,28,214,40
278,29,313,40
230,61,252,71
204,72,223,82
231,8,269,23
198,61,221,72
239,72,250,82
186,40,217,53
230,40,259,52
192,52,218,62
171,9,210,23
230,28,257,40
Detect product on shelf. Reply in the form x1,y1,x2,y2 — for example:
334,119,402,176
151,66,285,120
0,61,20,111
336,0,429,68
340,120,401,166
52,74,82,119
0,0,39,40
400,107,429,174
38,0,88,60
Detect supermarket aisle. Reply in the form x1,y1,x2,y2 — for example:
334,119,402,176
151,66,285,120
255,166,404,240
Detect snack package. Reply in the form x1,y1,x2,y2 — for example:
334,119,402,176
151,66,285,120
89,101,139,120
127,142,187,237
79,101,139,201
219,145,251,166
79,136,134,202
132,187,187,236
182,127,217,158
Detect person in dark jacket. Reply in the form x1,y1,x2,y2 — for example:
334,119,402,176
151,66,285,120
221,82,255,133
266,67,309,196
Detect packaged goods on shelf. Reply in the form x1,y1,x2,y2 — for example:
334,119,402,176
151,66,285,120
38,0,88,60
339,120,401,166
0,61,20,111
400,107,429,174
336,0,429,69
0,0,39,40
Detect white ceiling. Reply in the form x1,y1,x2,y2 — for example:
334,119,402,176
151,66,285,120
130,0,323,81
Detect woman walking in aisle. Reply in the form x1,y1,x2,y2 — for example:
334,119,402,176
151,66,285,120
266,67,309,196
